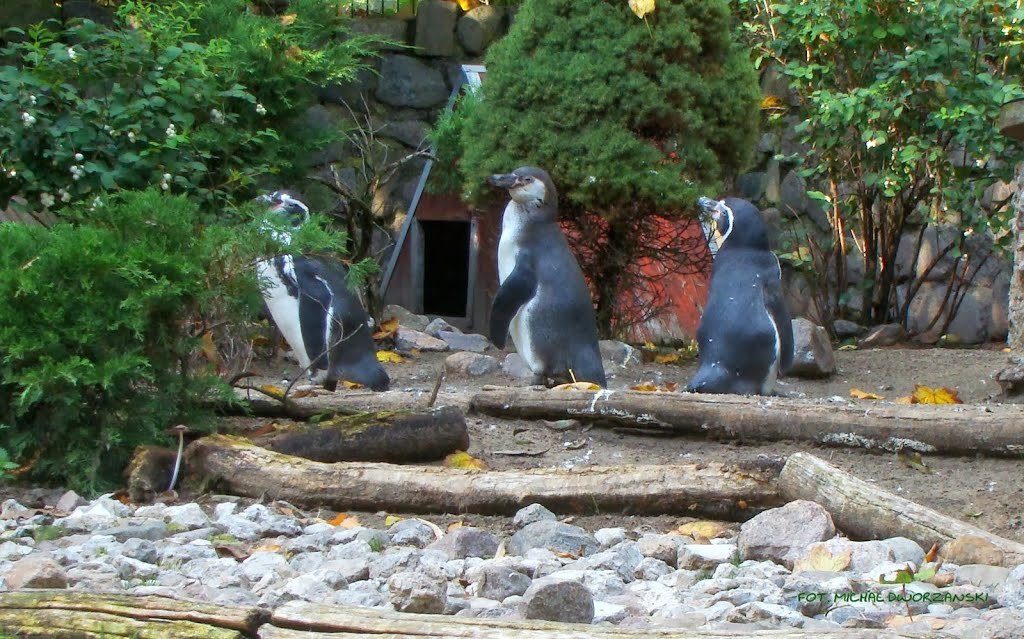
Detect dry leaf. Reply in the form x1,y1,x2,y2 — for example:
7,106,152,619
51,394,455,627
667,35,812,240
285,45,303,61
555,550,580,560
793,545,852,573
550,381,601,391
447,520,464,532
384,515,403,527
654,352,681,365
444,450,488,471
342,380,365,389
924,543,939,563
760,95,784,110
897,450,930,474
662,381,679,392
542,419,580,431
673,520,729,540
849,388,884,400
628,0,656,19
201,332,220,368
631,381,659,392
736,500,748,510
252,543,282,553
494,541,506,559
372,317,400,340
837,344,858,351
338,515,361,529
280,13,297,25
113,490,132,505
912,385,963,404
894,395,914,404
259,384,286,400
215,544,249,561
376,350,404,363
456,0,480,9
328,512,350,526
929,572,954,587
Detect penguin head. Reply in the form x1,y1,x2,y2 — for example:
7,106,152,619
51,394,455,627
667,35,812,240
258,190,310,229
697,196,771,251
487,166,558,214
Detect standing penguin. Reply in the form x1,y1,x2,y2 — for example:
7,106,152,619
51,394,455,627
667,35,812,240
256,191,389,392
685,196,793,395
488,167,607,387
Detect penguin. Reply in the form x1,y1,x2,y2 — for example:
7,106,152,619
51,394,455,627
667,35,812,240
685,196,793,395
488,167,607,387
255,191,390,392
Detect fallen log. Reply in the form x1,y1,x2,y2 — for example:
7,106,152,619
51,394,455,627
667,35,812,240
265,601,925,639
184,434,783,518
779,452,1024,568
218,389,473,420
0,590,264,639
251,406,469,463
471,386,1024,457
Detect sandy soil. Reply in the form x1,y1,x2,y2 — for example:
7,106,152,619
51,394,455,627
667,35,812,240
240,343,1024,543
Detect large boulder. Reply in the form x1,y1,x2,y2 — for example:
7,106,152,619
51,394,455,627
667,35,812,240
787,318,836,378
456,5,504,55
375,55,450,109
414,0,458,57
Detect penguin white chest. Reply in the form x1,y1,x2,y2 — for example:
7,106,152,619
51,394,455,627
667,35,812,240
257,257,311,371
497,202,540,372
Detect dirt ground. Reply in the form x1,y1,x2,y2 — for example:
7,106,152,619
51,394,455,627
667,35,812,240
239,343,1024,543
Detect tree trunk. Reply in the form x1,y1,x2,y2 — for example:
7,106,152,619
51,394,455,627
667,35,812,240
470,387,1024,457
217,389,474,420
779,452,1024,568
184,434,783,518
0,591,265,639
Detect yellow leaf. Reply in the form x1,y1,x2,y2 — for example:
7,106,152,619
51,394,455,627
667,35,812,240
280,13,297,25
327,513,349,526
339,515,361,529
760,95,784,110
372,317,400,340
628,0,656,19
252,543,282,553
924,542,939,563
849,388,884,400
259,384,286,400
793,545,852,573
456,0,480,9
911,384,963,404
444,450,488,471
447,520,464,532
384,515,403,527
894,395,914,404
673,520,730,540
654,352,681,365
376,350,404,363
550,381,601,391
494,541,507,559
643,341,656,350
631,382,659,392
342,380,365,389
837,344,858,351
285,45,303,61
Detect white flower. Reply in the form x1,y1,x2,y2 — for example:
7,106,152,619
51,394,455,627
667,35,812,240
21,112,36,126
162,172,171,181
210,109,224,124
587,175,596,184
165,123,177,137
67,47,77,60
865,138,882,149
40,193,55,208
5,169,15,178
160,172,172,191
74,152,84,161
255,103,267,116
103,125,112,133
127,131,136,142
70,165,84,180
28,95,37,106
59,189,71,203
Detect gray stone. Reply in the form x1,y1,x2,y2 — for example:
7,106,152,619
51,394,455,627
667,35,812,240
783,571,857,616
779,170,809,218
726,601,805,626
858,323,907,348
158,541,218,566
501,353,534,379
907,281,993,344
388,567,448,613
55,491,86,513
578,543,643,583
738,500,836,568
997,564,1024,607
389,519,438,548
288,551,325,574
414,0,458,56
957,564,1009,593
63,0,115,26
993,273,1011,341
120,538,158,564
383,304,430,332
634,557,674,581
356,528,390,551
113,555,160,581
4,556,67,589
593,600,630,624
456,5,504,54
593,528,627,548
677,544,738,570
636,535,679,567
757,132,778,155
523,576,594,623
0,541,33,561
512,504,556,529
299,105,350,165
396,327,450,352
0,0,60,31
736,172,767,202
425,317,458,336
466,561,532,600
445,352,498,377
833,319,863,338
381,118,431,149
787,318,836,378
322,558,370,584
881,537,926,566
318,66,380,110
369,548,424,580
0,500,28,520
599,341,640,367
241,551,296,583
763,159,782,204
163,503,212,530
428,527,499,560
509,520,599,558
348,17,409,51
96,520,169,543
439,331,491,353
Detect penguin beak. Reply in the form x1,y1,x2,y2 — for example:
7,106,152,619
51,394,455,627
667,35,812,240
697,197,725,223
487,173,522,190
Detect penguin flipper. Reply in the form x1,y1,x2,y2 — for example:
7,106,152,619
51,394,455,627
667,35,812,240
764,280,794,373
490,255,537,349
294,259,333,374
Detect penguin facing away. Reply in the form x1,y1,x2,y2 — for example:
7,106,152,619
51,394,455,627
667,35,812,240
488,167,607,387
685,196,793,395
256,191,389,392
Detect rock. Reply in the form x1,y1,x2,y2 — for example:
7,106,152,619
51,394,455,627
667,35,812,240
800,538,894,573
383,304,430,332
501,353,533,379
907,281,993,344
726,601,805,626
388,568,448,614
180,557,245,589
736,172,767,202
241,551,296,584
577,543,644,583
512,504,556,529
4,556,68,589
54,491,86,513
318,66,380,109
163,503,212,530
993,273,1011,342
509,521,599,558
738,500,836,568
763,159,782,204
121,539,158,565
637,535,679,568
114,556,161,581
943,535,1004,567
456,5,504,54
396,327,450,352
466,561,532,600
0,500,28,520
428,527,499,560
522,576,594,623
0,0,60,32
858,323,906,348
998,565,1024,607
593,528,627,548
94,521,169,543
832,319,863,338
445,352,498,377
957,564,1009,593
381,119,430,149
414,0,458,57
62,0,115,26
439,331,491,353
787,318,836,378
881,537,926,566
634,557,674,581
783,571,857,616
348,17,408,51
0,542,33,561
425,317,458,336
678,544,738,570
599,340,640,367
389,519,438,548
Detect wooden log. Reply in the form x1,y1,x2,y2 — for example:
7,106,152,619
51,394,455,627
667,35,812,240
184,434,783,518
470,387,1024,457
251,406,469,463
0,590,264,639
779,452,1024,568
219,389,472,420
265,601,924,639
